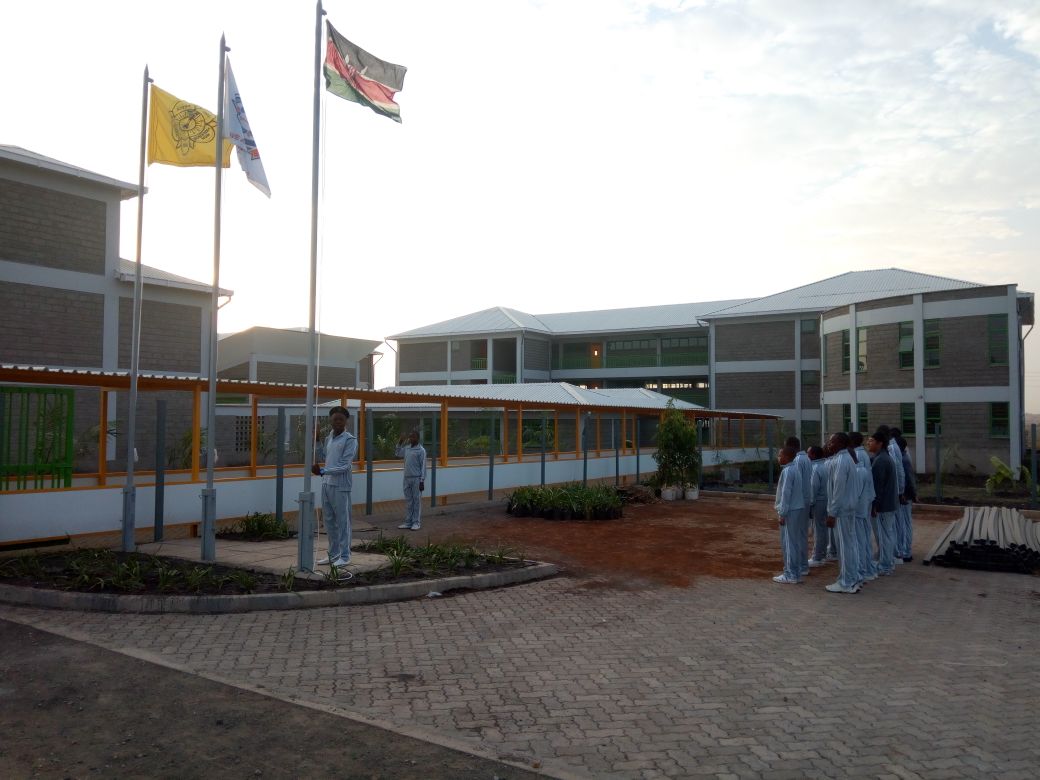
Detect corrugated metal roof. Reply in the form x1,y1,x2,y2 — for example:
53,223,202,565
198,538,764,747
386,383,703,411
704,269,983,319
2,365,776,417
537,300,749,334
389,307,552,339
390,269,996,340
0,145,140,199
390,300,748,340
117,259,233,297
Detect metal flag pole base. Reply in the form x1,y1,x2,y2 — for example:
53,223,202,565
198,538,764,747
200,488,216,561
121,486,137,551
297,490,315,571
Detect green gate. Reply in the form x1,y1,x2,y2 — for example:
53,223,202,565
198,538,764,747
0,387,75,490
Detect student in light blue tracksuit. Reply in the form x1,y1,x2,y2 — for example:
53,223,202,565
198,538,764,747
824,432,861,594
312,406,357,567
850,432,877,585
807,446,834,566
869,428,900,575
895,433,915,561
395,428,427,531
787,437,813,577
887,427,907,565
773,445,807,584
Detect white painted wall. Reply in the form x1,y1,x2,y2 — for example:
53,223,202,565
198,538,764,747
0,447,762,544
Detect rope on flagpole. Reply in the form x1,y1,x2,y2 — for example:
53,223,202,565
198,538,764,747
313,78,329,557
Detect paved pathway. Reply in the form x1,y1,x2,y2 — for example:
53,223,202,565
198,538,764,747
3,522,1039,779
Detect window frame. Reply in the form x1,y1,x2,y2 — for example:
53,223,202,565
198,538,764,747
925,402,942,436
900,402,916,436
989,402,1010,438
856,327,867,373
898,321,914,369
923,320,941,368
841,331,850,375
987,314,1009,366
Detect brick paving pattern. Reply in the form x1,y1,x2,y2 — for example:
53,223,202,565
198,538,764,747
3,522,1039,779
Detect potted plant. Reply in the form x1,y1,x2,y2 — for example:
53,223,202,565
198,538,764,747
653,401,701,500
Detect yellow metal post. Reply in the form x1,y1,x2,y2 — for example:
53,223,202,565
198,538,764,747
250,395,259,477
98,390,108,485
502,408,509,462
516,405,523,460
358,401,366,461
440,401,448,466
191,385,201,481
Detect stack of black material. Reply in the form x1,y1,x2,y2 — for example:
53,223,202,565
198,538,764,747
923,507,1040,574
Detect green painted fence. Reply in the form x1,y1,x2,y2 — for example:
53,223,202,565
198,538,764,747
0,387,75,490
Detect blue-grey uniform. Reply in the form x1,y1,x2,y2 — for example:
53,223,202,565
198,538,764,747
826,449,861,592
792,450,813,575
871,447,900,575
888,438,908,562
395,441,427,529
318,429,357,564
809,457,833,563
853,446,877,583
775,459,807,582
899,449,916,559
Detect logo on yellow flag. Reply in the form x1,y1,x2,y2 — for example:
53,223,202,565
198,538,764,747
148,84,232,167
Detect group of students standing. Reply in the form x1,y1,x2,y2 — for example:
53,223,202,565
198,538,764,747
774,426,917,593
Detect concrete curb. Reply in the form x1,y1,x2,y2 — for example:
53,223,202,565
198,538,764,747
0,562,559,614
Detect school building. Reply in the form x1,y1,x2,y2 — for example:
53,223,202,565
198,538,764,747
391,270,1033,475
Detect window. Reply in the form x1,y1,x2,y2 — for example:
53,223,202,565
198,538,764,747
842,404,851,432
800,319,818,334
988,314,1008,365
841,331,850,374
924,320,941,367
858,405,869,433
925,403,942,435
801,420,821,444
608,339,654,351
898,322,914,369
990,402,1010,437
801,370,819,386
857,327,867,373
900,403,916,436
661,335,707,350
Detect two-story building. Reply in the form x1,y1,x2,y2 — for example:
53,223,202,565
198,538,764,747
390,269,1033,473
0,145,227,472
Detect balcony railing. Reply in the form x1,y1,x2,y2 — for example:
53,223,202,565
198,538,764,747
604,354,658,369
555,351,709,370
469,357,487,370
492,372,516,383
660,351,708,367
557,357,596,370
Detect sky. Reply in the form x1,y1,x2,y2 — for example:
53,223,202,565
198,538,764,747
3,0,1039,408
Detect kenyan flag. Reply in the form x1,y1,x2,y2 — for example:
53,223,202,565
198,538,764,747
325,22,407,123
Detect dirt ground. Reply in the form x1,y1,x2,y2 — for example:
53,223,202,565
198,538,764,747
407,494,955,587
0,496,959,779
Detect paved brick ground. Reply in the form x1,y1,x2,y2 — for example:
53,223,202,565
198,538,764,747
3,518,1039,779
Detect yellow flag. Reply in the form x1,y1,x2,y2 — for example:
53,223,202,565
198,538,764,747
148,84,232,167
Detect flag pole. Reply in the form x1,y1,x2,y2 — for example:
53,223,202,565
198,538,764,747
122,65,153,552
201,35,229,562
300,0,326,572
